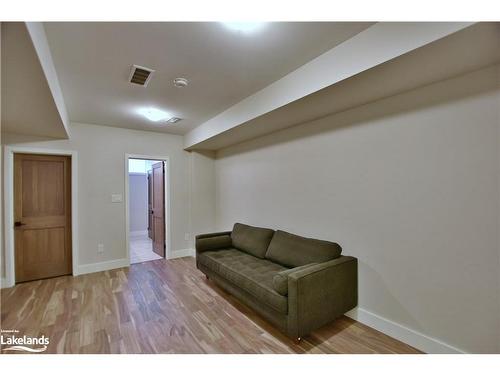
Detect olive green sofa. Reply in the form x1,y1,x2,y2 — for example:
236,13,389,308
195,223,358,341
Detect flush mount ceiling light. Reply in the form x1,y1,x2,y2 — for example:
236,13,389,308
221,22,266,34
137,107,171,122
167,117,182,124
173,77,189,88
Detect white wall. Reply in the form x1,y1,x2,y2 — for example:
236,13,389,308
1,122,195,272
189,151,216,242
215,65,500,353
128,173,148,233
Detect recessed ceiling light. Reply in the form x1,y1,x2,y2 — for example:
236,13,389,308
137,107,171,122
173,77,189,88
221,22,266,34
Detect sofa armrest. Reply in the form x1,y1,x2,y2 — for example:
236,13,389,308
195,231,232,254
272,264,318,296
287,256,358,338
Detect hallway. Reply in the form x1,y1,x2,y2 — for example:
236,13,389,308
130,233,162,264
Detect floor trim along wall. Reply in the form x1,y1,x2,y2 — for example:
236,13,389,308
75,258,130,276
345,307,466,354
76,251,194,276
3,252,195,286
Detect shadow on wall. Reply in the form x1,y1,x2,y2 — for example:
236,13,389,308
218,64,499,158
356,260,425,332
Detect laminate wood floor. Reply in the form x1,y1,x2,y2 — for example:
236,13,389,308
0,257,421,354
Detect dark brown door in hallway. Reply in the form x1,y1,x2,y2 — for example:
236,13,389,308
151,161,165,257
14,153,72,282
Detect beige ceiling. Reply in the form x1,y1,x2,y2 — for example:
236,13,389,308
43,22,373,135
1,22,68,138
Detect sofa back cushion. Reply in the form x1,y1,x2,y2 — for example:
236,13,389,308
196,235,232,253
231,223,275,259
265,230,342,267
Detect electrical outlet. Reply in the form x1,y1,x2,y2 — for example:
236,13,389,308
98,244,104,253
184,233,190,241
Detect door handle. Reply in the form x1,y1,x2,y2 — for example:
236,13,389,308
14,221,26,227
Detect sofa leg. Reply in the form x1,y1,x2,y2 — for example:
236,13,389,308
205,275,209,280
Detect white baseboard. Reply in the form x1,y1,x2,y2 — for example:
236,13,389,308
345,307,466,354
1,259,130,287
169,248,195,259
129,230,148,237
75,258,130,276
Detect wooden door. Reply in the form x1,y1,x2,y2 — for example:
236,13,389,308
14,154,72,282
147,169,153,239
151,162,165,257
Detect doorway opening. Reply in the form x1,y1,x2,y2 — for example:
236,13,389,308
127,158,166,264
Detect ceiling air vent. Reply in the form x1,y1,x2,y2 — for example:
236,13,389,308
129,65,155,87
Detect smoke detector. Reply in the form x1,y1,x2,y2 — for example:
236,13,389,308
173,77,189,88
129,65,155,87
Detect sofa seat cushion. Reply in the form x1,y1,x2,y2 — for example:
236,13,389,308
198,248,289,314
231,223,275,259
265,230,342,268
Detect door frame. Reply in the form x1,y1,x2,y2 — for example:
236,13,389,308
3,146,79,288
124,154,172,262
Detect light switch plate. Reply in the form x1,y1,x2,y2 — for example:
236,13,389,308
111,194,123,203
